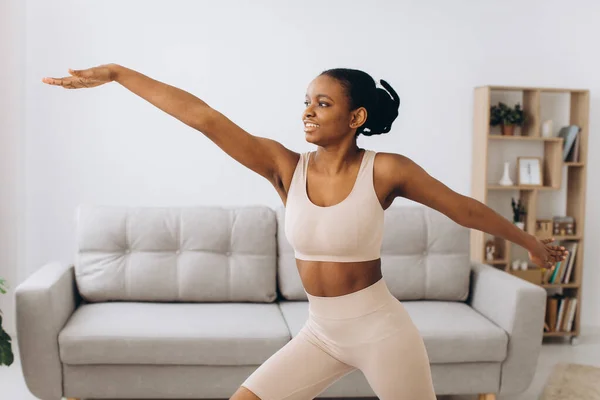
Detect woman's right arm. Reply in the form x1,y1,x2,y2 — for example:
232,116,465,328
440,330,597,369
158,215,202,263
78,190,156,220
109,64,297,185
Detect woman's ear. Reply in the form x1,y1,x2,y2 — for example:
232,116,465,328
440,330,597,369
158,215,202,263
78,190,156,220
350,107,368,128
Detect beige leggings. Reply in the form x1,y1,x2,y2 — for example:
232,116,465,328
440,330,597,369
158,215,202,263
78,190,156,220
241,277,436,400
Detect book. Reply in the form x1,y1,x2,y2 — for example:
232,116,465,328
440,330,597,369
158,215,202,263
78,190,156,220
550,261,562,283
566,298,578,332
555,242,571,283
560,298,573,332
556,297,567,331
555,262,564,284
566,133,581,162
547,296,558,331
562,242,578,284
543,265,555,284
557,125,580,161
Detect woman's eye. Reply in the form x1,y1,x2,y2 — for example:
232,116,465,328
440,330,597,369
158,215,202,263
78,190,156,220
304,101,328,107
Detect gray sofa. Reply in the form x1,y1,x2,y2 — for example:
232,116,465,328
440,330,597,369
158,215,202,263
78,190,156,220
15,204,546,400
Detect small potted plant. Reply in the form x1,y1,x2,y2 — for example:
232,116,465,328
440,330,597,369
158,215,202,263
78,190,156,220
490,102,527,136
0,277,14,367
511,197,526,229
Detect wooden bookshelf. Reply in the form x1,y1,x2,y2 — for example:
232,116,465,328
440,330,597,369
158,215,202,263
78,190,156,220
471,86,589,343
488,135,563,142
543,331,577,337
541,283,579,289
487,185,558,191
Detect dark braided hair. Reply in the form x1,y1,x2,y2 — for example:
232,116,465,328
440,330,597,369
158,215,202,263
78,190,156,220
320,68,401,137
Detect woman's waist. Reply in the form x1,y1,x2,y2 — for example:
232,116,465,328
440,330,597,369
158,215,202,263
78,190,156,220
303,272,400,320
297,259,382,297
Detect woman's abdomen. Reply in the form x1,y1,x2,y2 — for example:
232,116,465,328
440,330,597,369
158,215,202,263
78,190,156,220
296,259,382,297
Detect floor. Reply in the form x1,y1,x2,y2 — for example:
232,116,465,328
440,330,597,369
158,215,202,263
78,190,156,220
2,327,599,400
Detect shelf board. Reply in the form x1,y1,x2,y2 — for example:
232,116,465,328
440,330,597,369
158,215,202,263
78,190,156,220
544,331,577,337
481,85,588,93
487,185,558,191
535,235,582,241
541,283,580,289
553,235,582,241
565,162,585,167
488,259,508,265
489,135,563,142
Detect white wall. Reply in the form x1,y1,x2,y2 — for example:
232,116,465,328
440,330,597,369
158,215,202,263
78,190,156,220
0,0,26,338
1,0,599,334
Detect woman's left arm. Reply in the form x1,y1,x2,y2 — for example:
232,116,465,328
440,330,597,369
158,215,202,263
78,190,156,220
385,153,567,268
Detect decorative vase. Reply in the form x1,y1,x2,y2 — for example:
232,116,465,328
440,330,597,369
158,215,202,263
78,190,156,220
498,162,513,186
501,124,515,136
542,120,553,137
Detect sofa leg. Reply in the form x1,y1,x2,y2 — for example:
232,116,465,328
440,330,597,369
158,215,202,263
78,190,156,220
478,395,496,400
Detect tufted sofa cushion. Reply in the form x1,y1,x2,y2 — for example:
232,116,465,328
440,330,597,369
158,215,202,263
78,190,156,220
277,205,471,301
74,205,278,303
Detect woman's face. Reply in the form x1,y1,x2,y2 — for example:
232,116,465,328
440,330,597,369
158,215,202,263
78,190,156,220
302,75,365,146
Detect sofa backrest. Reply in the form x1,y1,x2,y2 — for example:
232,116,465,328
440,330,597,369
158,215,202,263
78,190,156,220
277,205,471,302
75,204,470,304
75,205,278,303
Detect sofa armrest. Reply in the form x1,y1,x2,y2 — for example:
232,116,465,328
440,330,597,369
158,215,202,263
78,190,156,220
15,262,80,400
468,262,546,395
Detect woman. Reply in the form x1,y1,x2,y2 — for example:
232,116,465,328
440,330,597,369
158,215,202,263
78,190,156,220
43,65,567,400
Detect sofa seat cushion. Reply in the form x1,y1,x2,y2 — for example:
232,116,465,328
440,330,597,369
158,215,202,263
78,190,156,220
278,300,508,363
59,302,290,365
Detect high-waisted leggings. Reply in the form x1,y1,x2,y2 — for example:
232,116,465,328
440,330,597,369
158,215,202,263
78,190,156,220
241,277,436,400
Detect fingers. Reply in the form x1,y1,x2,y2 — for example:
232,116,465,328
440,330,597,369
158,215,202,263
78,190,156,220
42,68,92,89
555,248,568,259
42,77,61,85
547,248,566,257
548,250,568,261
42,77,72,89
69,68,94,78
544,242,568,260
42,76,89,89
42,76,69,86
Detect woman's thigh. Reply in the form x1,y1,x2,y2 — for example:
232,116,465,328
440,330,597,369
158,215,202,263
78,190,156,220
241,326,356,400
355,303,436,400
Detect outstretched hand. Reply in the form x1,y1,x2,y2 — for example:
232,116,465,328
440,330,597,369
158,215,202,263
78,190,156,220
42,64,116,89
528,237,568,269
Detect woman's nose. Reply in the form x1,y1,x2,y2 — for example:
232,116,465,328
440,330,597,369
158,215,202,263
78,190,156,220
303,106,315,119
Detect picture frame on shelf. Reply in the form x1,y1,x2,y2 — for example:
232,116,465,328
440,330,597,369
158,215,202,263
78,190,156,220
485,240,496,262
517,157,543,186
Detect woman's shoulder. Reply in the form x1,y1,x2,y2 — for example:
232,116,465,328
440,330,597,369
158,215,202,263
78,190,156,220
371,151,417,184
371,150,411,166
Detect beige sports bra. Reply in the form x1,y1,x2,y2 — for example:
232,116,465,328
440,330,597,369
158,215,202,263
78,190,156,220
284,149,385,262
